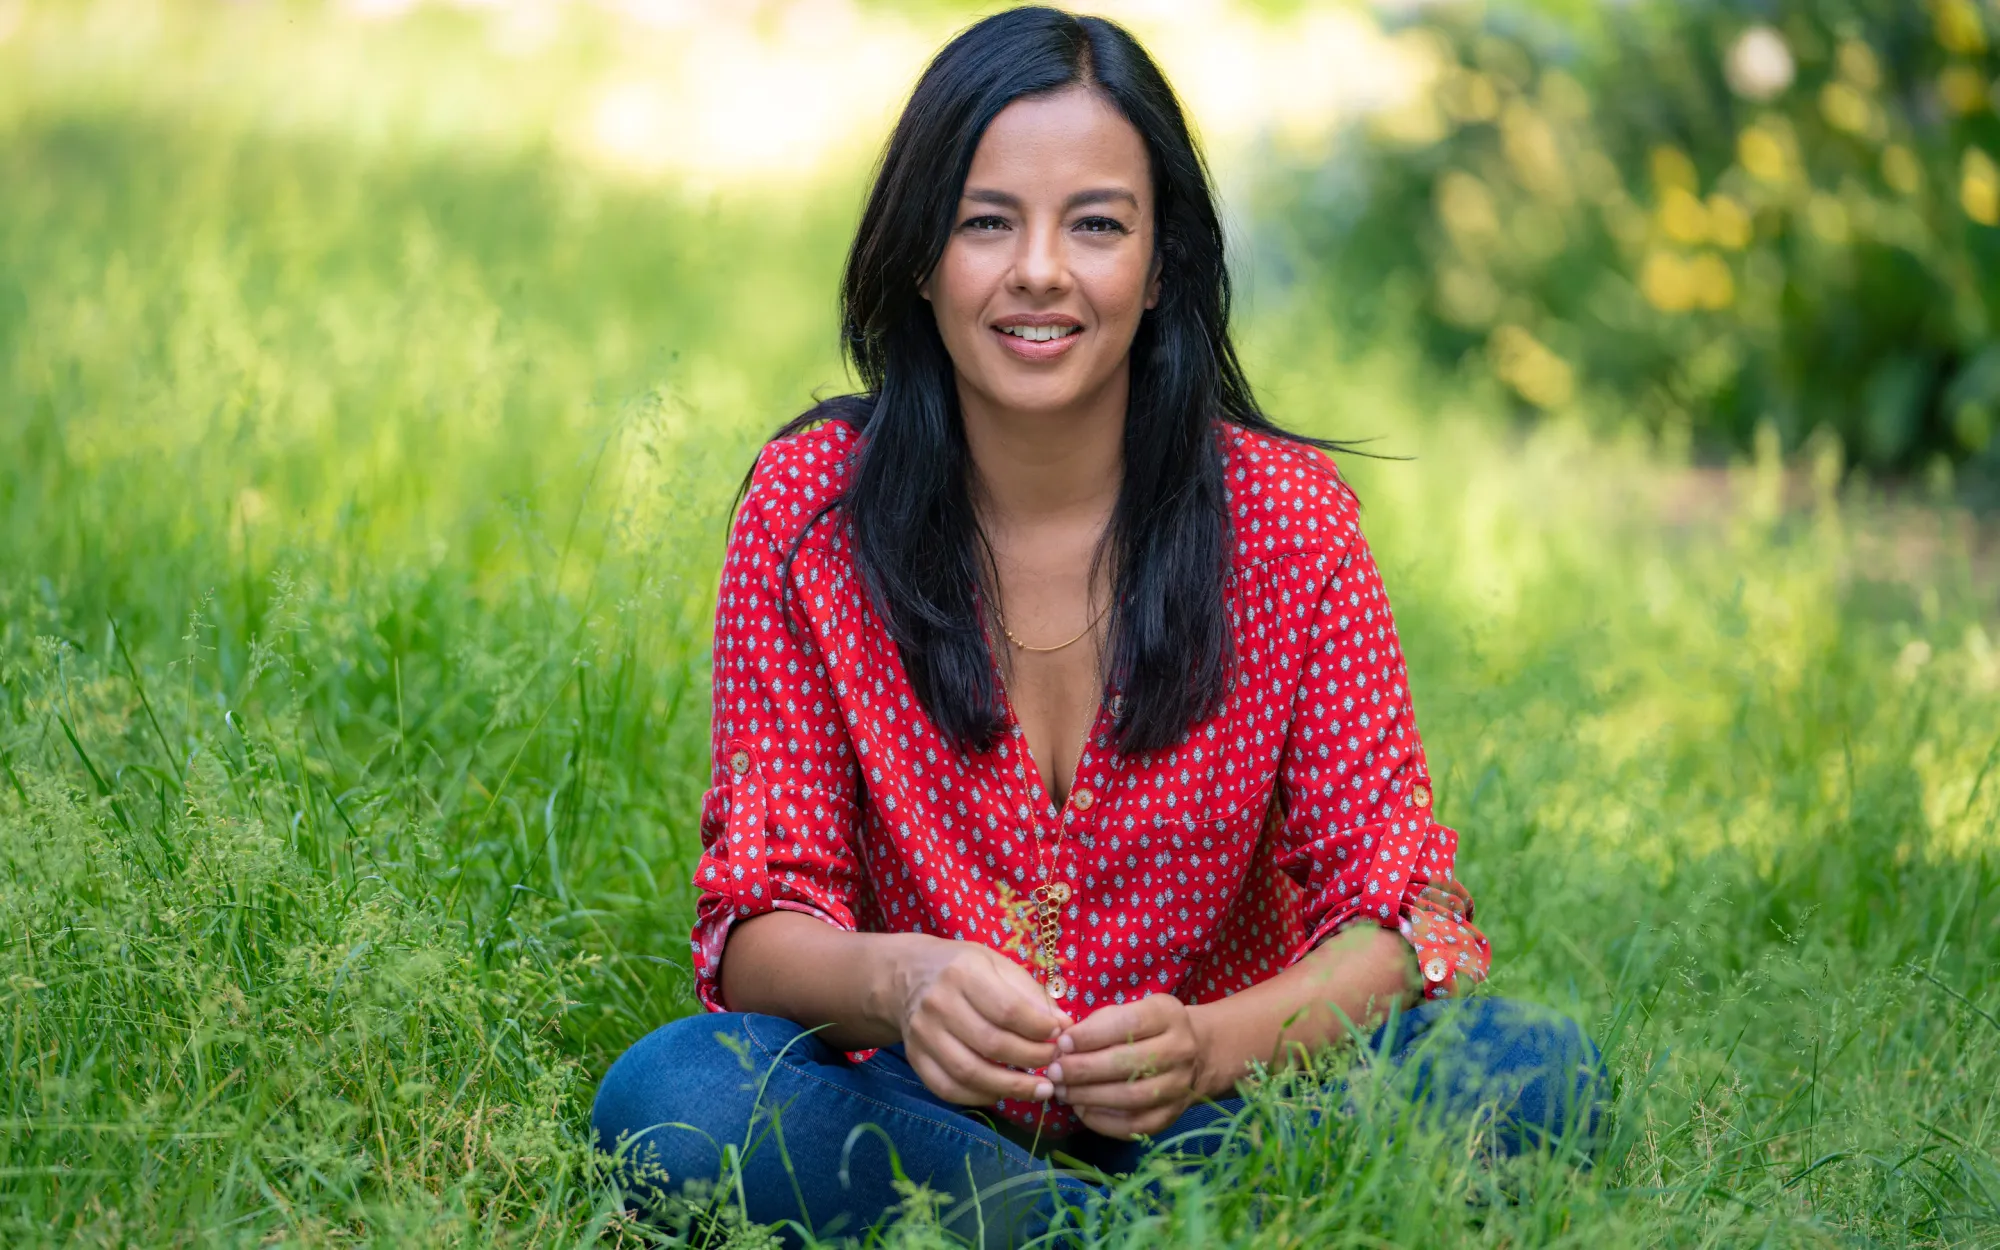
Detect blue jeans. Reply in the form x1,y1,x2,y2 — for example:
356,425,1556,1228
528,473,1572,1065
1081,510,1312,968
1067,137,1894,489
592,997,1603,1245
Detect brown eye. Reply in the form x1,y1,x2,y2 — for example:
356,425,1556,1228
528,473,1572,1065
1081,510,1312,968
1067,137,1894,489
1076,216,1126,234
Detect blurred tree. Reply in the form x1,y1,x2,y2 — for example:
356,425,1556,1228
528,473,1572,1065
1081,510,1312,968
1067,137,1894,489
1286,0,2000,487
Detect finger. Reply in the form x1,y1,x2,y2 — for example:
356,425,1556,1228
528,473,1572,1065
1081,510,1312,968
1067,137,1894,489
1076,1106,1133,1139
1057,996,1174,1054
1056,1072,1191,1112
967,958,1071,1042
905,1047,986,1107
924,1030,1053,1105
1048,1037,1186,1087
936,996,1060,1071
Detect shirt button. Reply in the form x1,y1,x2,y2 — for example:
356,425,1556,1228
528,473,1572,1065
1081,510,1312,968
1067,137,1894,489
1423,957,1448,983
1412,784,1432,809
729,750,751,777
1072,787,1093,811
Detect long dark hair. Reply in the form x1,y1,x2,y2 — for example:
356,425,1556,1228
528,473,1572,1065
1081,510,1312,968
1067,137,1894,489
757,5,1340,756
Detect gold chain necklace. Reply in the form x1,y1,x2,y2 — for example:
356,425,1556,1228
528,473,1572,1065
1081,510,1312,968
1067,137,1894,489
1029,842,1074,1000
997,602,1109,653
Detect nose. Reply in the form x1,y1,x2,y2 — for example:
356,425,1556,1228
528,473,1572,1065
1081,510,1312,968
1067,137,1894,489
1010,215,1068,297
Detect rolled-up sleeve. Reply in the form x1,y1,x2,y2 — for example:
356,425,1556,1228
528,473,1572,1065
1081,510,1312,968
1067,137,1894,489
689,449,864,1012
1270,515,1491,999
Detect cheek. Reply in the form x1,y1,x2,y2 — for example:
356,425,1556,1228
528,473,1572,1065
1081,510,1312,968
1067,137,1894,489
1080,254,1154,324
929,248,1000,334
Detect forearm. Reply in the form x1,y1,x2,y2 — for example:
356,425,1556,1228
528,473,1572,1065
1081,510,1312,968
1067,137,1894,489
1186,922,1421,1099
718,910,936,1051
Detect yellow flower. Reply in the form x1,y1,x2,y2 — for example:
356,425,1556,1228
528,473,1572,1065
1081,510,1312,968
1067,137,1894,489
1640,250,1696,313
1489,325,1575,409
1940,64,1989,115
1820,81,1878,135
1961,148,2000,225
1650,145,1699,193
1659,187,1710,243
1707,194,1754,249
1639,251,1733,312
1691,252,1735,310
1739,125,1790,183
1933,0,1989,56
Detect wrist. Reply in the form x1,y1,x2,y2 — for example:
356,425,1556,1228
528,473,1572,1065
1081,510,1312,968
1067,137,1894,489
870,932,946,1039
1184,1001,1243,1100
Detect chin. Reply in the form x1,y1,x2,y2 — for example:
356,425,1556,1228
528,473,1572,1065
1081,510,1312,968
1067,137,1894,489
991,385,1086,415
979,367,1092,410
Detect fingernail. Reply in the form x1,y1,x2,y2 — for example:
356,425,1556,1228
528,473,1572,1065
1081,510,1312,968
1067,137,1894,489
1059,1034,1076,1054
1054,1086,1067,1100
1033,1080,1053,1102
1046,1063,1064,1083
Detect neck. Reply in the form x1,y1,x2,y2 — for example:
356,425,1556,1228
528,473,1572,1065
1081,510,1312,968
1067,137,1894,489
959,365,1127,531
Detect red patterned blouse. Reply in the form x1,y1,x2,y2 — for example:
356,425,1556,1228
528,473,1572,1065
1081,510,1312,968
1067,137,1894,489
691,418,1491,1132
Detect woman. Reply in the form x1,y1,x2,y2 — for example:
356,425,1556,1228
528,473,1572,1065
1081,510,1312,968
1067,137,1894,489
593,6,1602,1243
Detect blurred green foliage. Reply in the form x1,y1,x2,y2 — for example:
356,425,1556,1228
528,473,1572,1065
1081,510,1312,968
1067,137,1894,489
1289,0,2000,489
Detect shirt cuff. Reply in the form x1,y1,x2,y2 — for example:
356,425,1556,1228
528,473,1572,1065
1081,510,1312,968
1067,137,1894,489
1396,882,1489,999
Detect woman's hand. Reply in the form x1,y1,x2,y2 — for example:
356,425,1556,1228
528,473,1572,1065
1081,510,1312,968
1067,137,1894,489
889,936,1073,1107
1047,994,1217,1139
1045,926,1422,1138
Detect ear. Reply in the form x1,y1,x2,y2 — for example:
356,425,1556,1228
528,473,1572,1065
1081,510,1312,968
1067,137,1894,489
917,270,933,303
1143,251,1163,310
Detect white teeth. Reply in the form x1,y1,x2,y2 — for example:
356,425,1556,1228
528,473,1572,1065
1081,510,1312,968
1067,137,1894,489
1000,324,1077,342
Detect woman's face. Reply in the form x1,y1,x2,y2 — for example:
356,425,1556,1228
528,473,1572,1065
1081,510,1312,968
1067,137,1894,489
920,84,1160,419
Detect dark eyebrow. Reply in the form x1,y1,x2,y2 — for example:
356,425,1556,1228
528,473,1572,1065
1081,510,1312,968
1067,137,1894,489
961,187,1140,213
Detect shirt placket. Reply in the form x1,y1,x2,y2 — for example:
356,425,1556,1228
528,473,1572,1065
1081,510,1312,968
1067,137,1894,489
991,690,1116,1002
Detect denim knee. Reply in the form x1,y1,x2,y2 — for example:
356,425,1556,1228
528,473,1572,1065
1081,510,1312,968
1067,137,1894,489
591,1011,806,1200
1391,997,1606,1157
1483,1000,1605,1153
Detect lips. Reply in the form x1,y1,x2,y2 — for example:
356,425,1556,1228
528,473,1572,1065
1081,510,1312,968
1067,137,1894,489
991,315,1083,361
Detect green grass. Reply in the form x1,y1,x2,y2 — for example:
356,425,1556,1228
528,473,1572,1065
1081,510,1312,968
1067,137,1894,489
3,4,1999,1246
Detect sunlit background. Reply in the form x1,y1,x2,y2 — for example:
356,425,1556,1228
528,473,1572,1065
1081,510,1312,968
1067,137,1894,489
9,0,1426,182
3,1,1999,1245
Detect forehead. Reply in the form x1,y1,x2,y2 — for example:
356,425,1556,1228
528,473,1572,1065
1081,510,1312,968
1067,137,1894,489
963,85,1150,199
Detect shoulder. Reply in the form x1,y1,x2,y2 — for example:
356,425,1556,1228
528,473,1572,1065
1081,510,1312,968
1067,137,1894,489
735,410,860,552
1218,422,1361,569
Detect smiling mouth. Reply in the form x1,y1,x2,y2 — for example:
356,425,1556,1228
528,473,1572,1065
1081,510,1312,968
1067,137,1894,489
996,324,1081,342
